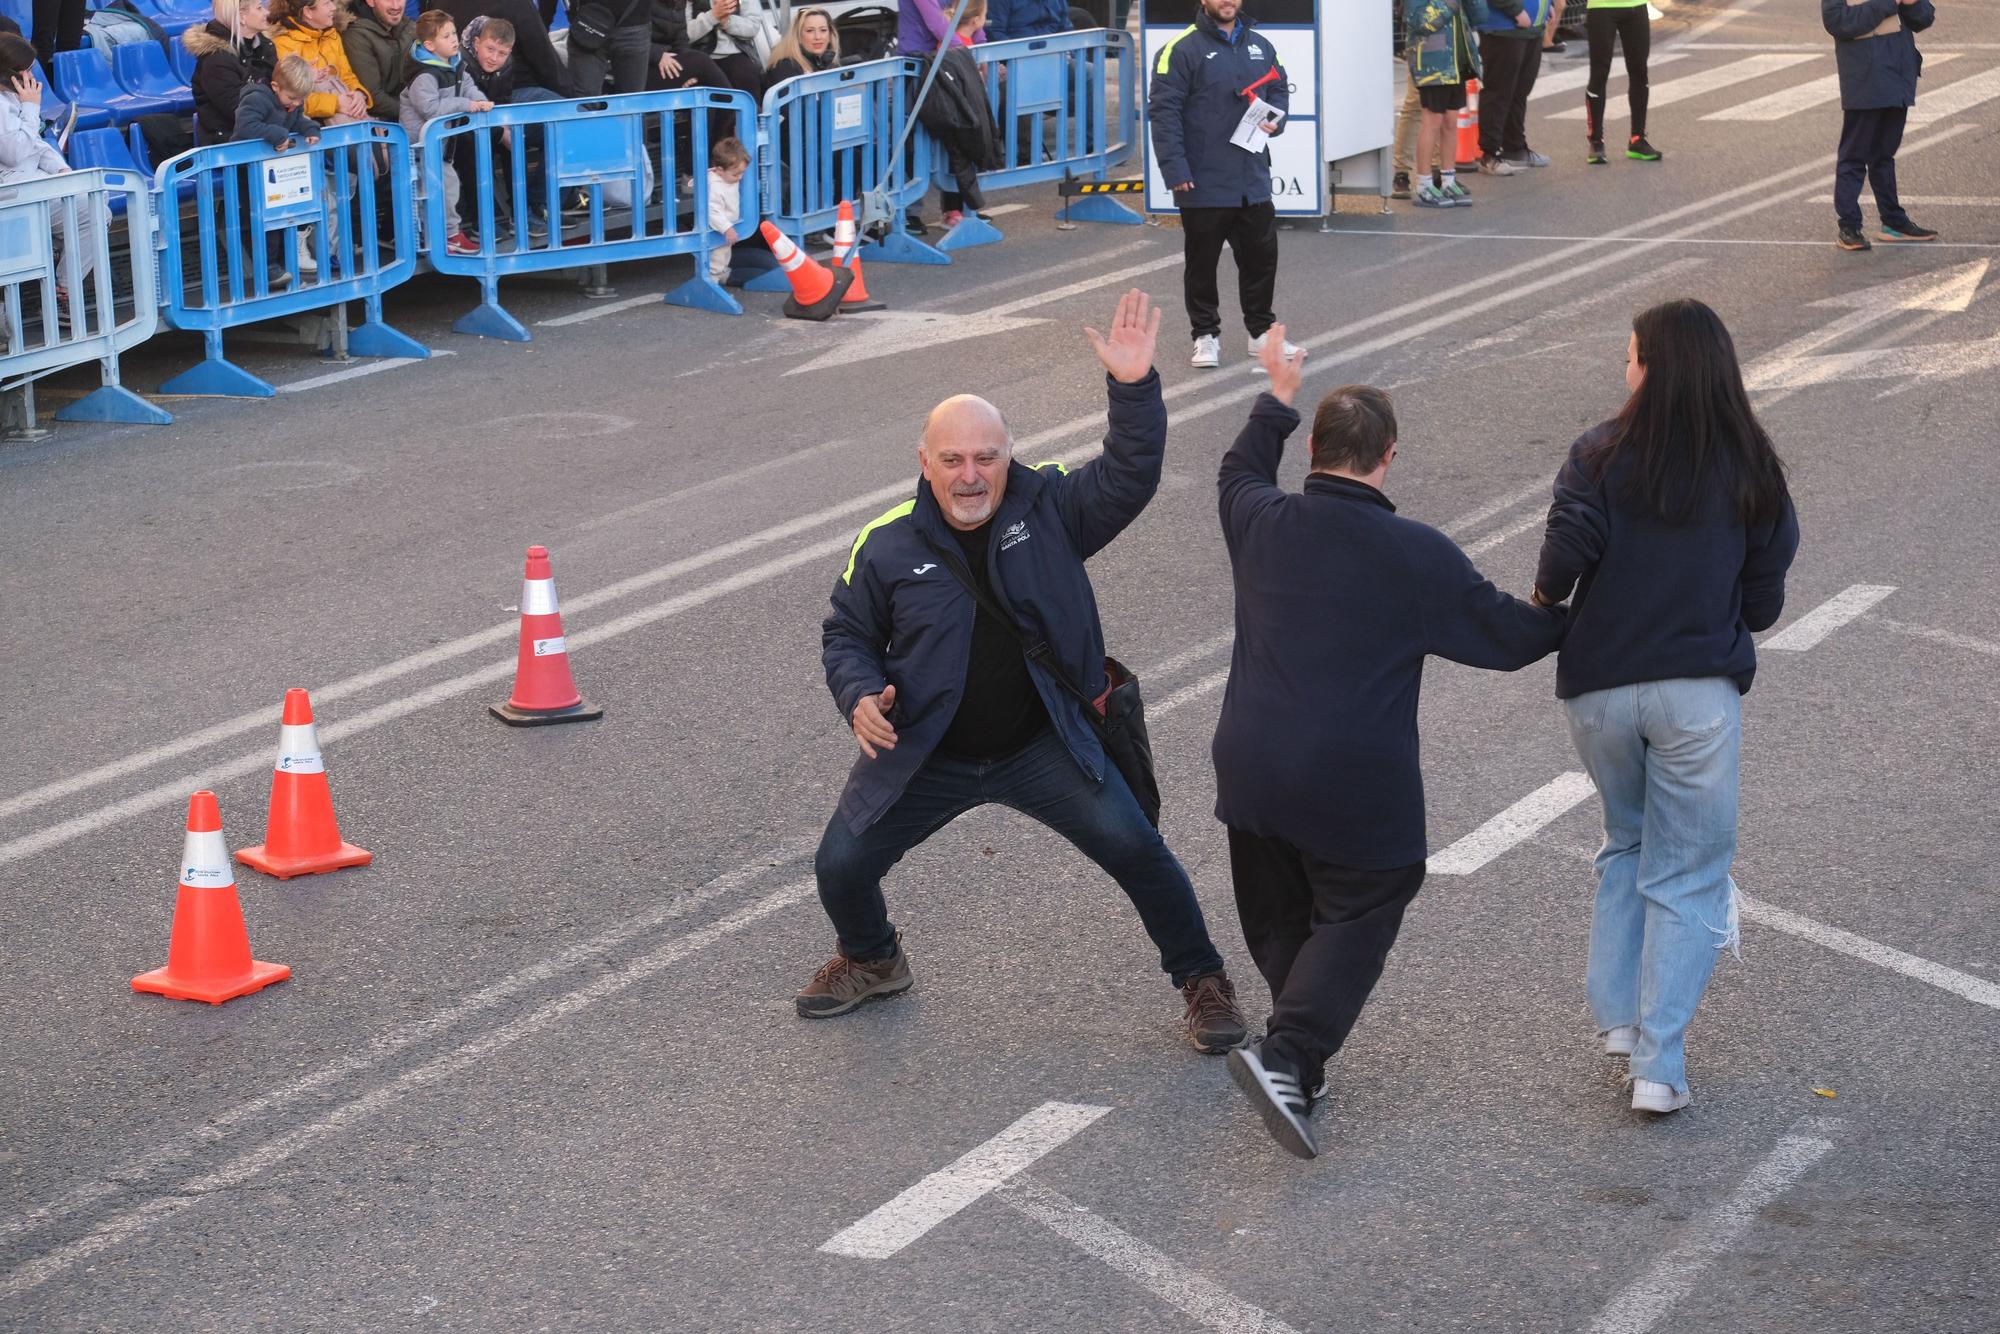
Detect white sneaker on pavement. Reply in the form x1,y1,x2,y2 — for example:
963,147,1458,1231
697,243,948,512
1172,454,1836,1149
1246,329,1300,373
1631,1079,1692,1114
1604,1025,1640,1057
1191,334,1221,368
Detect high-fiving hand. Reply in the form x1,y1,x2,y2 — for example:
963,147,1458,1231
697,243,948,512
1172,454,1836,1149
852,685,898,759
1257,322,1306,405
1084,288,1162,384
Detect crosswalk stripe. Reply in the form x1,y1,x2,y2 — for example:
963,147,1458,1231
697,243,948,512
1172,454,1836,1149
1706,55,1962,121
1529,52,1689,103
1549,53,1816,121
1909,65,2000,126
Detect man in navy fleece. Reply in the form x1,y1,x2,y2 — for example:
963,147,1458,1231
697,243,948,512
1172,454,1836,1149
1213,331,1566,1159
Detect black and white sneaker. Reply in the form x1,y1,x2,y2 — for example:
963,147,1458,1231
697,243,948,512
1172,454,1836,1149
1227,1042,1319,1159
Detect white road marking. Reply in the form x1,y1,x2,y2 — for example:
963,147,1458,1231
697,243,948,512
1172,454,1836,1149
998,1177,1302,1334
1549,54,1817,122
1805,194,2000,207
575,435,860,533
1870,615,2000,658
1587,1120,1837,1334
1439,481,1548,537
1151,668,1232,718
1706,64,1931,121
1909,66,2000,127
274,351,456,393
536,293,665,327
1430,773,1597,876
1761,584,1898,652
1142,632,1236,684
1749,332,2000,393
1326,230,1998,250
0,875,821,1302
1743,261,1988,395
1672,0,1777,44
1740,895,2000,1011
1529,52,1689,102
1461,510,1546,558
1450,256,1710,360
819,1102,1112,1260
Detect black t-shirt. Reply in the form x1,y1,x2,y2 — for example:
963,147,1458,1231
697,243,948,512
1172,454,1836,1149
937,520,1051,760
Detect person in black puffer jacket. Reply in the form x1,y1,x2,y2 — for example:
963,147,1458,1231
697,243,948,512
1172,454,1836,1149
763,4,835,85
184,0,279,145
916,2,998,226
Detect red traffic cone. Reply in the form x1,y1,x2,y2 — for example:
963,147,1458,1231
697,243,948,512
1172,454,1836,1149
236,689,372,879
832,200,885,314
761,221,853,321
491,544,603,726
133,792,290,1004
1456,79,1482,168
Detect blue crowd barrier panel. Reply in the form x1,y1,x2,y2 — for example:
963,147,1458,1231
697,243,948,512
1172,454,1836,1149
948,28,1141,241
758,56,946,271
421,87,759,341
153,122,427,396
0,168,170,426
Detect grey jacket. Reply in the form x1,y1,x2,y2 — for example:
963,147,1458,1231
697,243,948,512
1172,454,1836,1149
398,49,481,146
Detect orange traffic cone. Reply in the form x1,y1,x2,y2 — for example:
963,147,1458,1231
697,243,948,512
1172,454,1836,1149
133,792,290,1004
832,200,885,314
236,689,373,879
761,220,853,322
1456,79,1482,168
490,544,603,726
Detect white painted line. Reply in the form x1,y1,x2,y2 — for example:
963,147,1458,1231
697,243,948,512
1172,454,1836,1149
274,351,455,393
1711,57,1960,121
1439,480,1547,537
1761,584,1897,652
1431,772,1597,876
1870,615,2000,658
1451,256,1710,360
1740,894,2000,1012
1805,194,2000,208
1143,631,1236,684
999,1177,1302,1334
1325,230,1999,250
1549,54,1817,121
1150,668,1231,719
536,293,664,327
1529,52,1688,102
1461,510,1545,558
1671,0,1776,45
1909,66,2000,127
1687,41,2000,51
0,875,821,1302
982,202,1029,218
819,1101,1112,1260
1587,1121,1837,1334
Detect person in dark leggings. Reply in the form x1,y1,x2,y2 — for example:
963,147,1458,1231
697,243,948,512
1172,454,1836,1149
29,0,84,71
1583,0,1659,164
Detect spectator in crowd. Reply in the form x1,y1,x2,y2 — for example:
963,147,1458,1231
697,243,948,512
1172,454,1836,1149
440,0,572,94
464,15,551,101
687,0,774,96
569,0,651,95
1474,0,1547,174
1390,80,1420,198
1583,0,1659,163
186,0,279,146
1544,0,1567,51
898,0,985,235
1403,0,1485,207
1531,299,1798,1115
1148,0,1295,370
985,0,1067,41
806,291,1252,1056
1,32,94,318
705,134,773,283
1823,0,1937,251
648,0,735,93
27,0,85,73
763,5,836,85
916,0,997,229
1213,334,1565,1160
233,51,323,146
401,9,491,254
270,0,371,124
344,0,416,123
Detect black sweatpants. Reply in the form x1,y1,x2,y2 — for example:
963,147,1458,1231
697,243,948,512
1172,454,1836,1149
1833,106,1913,232
29,0,85,69
1584,5,1650,141
1227,828,1425,1079
1180,200,1278,342
1478,35,1542,159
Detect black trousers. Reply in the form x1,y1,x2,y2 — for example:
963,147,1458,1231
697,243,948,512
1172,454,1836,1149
1180,200,1278,341
1478,35,1542,158
1584,5,1650,141
30,0,85,69
1227,827,1425,1078
1833,106,1912,232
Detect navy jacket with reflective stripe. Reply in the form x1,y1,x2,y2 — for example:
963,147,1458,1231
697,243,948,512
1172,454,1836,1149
823,373,1168,833
1146,11,1289,210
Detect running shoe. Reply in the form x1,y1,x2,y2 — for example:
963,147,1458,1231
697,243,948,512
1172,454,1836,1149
1478,154,1521,175
1631,1079,1692,1114
1604,1025,1640,1057
1247,328,1302,363
1413,182,1454,208
1837,226,1872,252
941,209,965,228
1877,222,1938,243
1626,135,1663,162
1504,148,1552,168
1443,179,1474,205
1228,1042,1319,1158
445,231,478,256
1587,140,1608,165
1191,333,1221,368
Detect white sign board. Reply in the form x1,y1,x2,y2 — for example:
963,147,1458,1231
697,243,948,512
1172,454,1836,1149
262,156,316,213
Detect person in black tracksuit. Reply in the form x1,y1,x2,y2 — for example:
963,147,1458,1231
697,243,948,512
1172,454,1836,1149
1145,0,1289,369
1212,335,1566,1159
1822,0,1937,250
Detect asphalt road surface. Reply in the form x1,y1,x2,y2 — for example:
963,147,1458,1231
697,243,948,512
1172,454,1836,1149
4,0,1997,1329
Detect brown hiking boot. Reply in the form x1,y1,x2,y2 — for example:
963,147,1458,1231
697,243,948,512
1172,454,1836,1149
795,936,913,1018
1181,972,1249,1053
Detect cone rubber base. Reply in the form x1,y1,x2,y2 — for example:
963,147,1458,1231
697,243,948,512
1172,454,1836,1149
783,265,856,322
489,698,605,727
236,842,373,880
838,295,888,313
132,959,290,1005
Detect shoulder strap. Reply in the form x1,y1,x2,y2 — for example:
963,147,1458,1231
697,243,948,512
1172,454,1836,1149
917,529,1103,719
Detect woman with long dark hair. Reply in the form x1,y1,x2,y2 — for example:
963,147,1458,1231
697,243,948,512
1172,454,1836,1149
1532,298,1800,1115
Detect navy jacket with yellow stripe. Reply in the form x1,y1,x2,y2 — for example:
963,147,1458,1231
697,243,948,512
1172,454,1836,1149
1146,10,1289,210
822,372,1168,833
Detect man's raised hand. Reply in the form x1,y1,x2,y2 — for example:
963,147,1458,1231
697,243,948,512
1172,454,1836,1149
1258,323,1306,405
1085,288,1162,384
851,684,898,759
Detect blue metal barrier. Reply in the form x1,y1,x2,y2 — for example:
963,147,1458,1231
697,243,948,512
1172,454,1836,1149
154,122,427,396
421,88,758,342
0,167,168,426
758,56,944,268
939,29,1141,249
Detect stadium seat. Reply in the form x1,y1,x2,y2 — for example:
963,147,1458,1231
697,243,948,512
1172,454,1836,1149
53,47,182,121
64,126,148,214
169,39,198,83
112,40,195,114
39,89,115,135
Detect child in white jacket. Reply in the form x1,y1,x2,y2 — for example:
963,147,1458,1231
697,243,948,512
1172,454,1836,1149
706,135,749,283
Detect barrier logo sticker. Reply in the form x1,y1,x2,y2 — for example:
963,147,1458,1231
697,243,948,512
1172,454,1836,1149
277,752,325,775
263,157,315,211
182,863,231,888
833,93,864,132
533,636,568,657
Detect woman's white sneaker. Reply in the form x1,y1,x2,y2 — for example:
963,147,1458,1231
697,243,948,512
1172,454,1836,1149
1604,1025,1640,1057
1631,1079,1691,1114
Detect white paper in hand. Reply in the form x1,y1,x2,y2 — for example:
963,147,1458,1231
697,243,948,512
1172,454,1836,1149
1231,97,1284,153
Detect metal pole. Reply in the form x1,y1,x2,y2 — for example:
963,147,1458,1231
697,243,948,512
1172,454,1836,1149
870,0,976,226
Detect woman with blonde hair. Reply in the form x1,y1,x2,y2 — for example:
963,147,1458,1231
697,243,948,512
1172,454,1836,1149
268,0,369,123
184,0,278,144
765,5,837,84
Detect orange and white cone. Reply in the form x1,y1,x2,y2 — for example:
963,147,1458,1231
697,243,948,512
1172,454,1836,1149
133,792,291,1004
760,220,853,322
236,688,373,879
832,199,885,314
1456,79,1482,168
490,544,603,726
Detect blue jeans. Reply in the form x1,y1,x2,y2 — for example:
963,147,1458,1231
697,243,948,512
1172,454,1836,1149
815,729,1227,988
1565,678,1743,1094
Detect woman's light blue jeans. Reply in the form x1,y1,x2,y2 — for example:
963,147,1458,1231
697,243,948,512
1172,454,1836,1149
1565,677,1743,1094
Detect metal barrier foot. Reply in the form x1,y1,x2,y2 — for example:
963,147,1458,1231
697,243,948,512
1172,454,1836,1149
348,321,430,360
454,300,532,343
1061,195,1143,225
937,214,1005,252
663,274,744,316
160,357,275,398
856,230,952,267
57,384,172,425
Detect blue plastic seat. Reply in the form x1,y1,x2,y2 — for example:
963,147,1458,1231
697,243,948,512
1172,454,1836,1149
65,126,147,214
53,47,182,123
112,40,195,113
39,90,115,135
0,0,32,35
170,39,198,84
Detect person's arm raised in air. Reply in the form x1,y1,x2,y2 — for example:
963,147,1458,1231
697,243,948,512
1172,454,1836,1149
1218,327,1307,557
1046,289,1167,559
